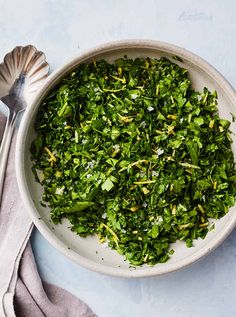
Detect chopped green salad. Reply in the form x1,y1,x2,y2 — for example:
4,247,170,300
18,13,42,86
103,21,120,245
31,57,236,266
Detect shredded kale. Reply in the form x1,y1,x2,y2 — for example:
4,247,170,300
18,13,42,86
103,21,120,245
31,57,236,266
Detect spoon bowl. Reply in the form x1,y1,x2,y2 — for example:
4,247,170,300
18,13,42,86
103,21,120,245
0,45,49,201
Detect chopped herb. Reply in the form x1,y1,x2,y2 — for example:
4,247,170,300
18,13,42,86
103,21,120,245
172,55,184,62
230,112,236,122
31,57,236,266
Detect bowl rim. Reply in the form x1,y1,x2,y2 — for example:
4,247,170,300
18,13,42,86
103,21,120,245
16,39,236,278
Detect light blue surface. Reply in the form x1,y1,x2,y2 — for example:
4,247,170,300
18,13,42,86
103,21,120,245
1,0,236,316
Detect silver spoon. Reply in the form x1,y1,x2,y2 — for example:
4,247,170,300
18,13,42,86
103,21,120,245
0,45,49,202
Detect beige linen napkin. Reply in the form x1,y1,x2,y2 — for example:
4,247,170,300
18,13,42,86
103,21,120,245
0,113,96,317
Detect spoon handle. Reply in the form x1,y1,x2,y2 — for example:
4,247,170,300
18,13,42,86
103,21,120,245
0,110,17,202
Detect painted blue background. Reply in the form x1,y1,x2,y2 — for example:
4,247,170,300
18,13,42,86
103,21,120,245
1,1,236,316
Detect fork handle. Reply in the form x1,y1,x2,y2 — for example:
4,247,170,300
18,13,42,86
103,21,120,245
0,111,17,203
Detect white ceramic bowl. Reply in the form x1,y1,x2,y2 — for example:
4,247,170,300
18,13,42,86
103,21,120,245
16,40,236,277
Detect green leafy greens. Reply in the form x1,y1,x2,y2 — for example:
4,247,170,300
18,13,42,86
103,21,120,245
31,57,236,266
